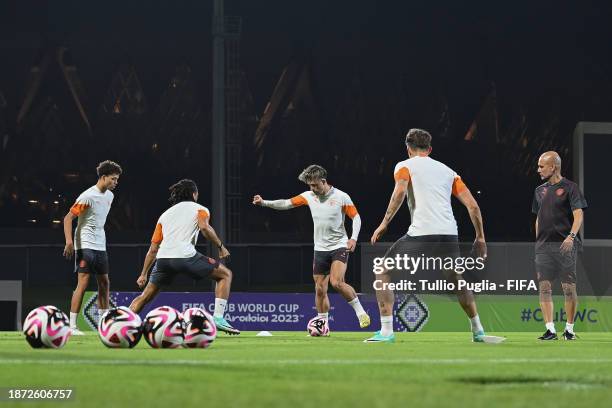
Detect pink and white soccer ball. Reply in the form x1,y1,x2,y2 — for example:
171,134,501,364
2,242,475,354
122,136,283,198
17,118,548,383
98,306,143,348
306,316,329,337
182,307,217,349
143,306,184,348
23,306,71,349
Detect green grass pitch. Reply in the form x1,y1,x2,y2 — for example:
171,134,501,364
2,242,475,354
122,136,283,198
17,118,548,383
1,331,612,408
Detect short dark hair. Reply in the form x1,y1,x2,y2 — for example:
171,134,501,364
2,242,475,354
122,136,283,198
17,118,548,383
298,164,327,183
96,160,122,178
405,129,432,150
168,179,198,205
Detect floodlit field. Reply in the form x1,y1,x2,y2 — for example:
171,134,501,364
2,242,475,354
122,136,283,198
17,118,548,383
1,331,612,408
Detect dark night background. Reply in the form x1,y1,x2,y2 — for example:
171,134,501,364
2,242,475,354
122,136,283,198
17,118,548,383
1,0,612,245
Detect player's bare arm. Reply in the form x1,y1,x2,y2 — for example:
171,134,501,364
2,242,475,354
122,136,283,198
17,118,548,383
62,211,77,259
137,242,160,288
371,179,408,244
198,215,230,259
455,189,487,259
560,208,584,254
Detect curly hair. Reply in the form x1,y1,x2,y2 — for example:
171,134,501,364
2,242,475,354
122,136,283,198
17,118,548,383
168,179,198,205
96,160,122,177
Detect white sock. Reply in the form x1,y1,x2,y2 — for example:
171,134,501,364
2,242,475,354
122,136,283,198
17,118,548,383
214,298,227,318
546,322,556,333
470,315,484,333
380,315,393,337
348,297,366,317
318,312,329,319
565,322,574,334
70,312,78,328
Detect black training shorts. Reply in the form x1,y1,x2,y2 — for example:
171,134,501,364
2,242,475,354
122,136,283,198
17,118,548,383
75,249,109,275
535,243,577,284
149,252,219,286
313,248,349,275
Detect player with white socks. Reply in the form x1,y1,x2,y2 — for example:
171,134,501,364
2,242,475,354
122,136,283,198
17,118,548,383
129,179,239,335
253,164,370,334
63,160,122,336
368,129,504,343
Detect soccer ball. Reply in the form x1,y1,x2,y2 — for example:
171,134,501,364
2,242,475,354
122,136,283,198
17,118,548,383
142,306,184,348
23,306,71,349
306,316,329,337
183,307,217,349
98,306,143,348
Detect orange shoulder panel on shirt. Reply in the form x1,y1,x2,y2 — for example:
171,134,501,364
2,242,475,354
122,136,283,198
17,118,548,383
151,223,163,244
343,204,358,219
290,195,308,207
452,176,468,196
197,209,210,222
394,167,411,182
70,203,90,216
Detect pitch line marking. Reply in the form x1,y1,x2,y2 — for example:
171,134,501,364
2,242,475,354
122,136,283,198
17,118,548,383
1,358,612,366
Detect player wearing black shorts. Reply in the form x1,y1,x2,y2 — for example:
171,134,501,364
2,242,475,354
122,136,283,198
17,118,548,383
368,129,502,343
63,160,122,335
253,164,369,334
129,179,239,335
533,151,587,340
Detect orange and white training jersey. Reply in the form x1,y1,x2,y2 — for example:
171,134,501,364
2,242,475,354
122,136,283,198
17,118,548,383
151,201,210,259
393,156,468,237
70,186,114,251
290,187,359,251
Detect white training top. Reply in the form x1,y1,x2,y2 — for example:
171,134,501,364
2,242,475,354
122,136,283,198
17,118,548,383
70,185,114,251
393,156,468,237
291,187,359,251
151,201,210,259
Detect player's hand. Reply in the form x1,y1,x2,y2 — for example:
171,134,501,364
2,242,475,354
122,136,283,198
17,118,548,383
136,275,147,289
63,241,74,259
219,245,231,260
560,237,574,254
347,239,357,252
252,195,264,205
472,237,487,260
371,223,387,245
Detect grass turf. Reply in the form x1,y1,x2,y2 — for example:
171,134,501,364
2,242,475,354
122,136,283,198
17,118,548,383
1,331,612,408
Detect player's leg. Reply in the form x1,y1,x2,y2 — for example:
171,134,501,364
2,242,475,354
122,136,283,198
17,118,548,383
311,250,332,331
561,282,577,339
129,282,161,313
442,237,503,343
560,246,578,339
94,251,111,324
536,251,558,340
95,274,110,323
313,273,330,315
208,262,240,335
366,238,405,343
329,255,370,328
452,276,496,342
69,249,94,335
311,274,331,335
70,272,90,334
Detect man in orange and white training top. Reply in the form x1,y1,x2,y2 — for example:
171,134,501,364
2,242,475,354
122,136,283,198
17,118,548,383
63,160,122,336
367,129,505,343
129,179,239,335
253,164,370,334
